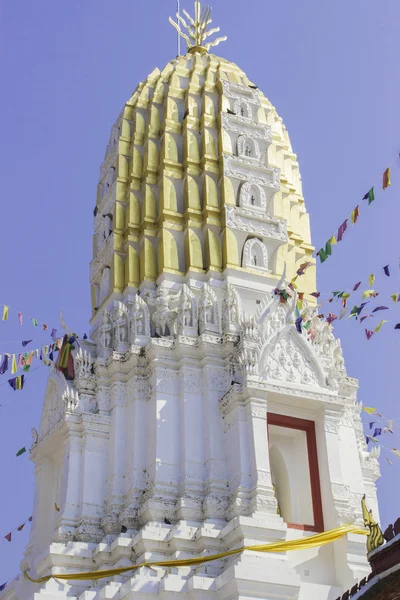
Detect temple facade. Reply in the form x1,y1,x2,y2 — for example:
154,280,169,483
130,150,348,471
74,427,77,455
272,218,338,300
0,4,381,599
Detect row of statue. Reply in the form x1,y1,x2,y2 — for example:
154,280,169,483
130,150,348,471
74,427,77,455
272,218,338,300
99,283,241,353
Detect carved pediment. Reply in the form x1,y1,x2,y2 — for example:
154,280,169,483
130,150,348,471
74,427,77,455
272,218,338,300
39,369,77,440
255,293,328,387
259,326,325,387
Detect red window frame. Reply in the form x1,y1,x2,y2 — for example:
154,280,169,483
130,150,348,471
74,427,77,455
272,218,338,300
267,413,324,533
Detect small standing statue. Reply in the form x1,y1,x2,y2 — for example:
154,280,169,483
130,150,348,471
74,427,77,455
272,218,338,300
361,495,384,553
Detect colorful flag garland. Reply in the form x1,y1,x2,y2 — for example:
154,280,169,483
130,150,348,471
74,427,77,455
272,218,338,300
1,515,32,547
316,154,400,264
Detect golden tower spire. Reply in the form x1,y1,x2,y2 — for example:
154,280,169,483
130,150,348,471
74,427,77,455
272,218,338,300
169,0,227,52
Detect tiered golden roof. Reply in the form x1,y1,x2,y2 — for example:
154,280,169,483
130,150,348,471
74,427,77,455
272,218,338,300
90,6,315,318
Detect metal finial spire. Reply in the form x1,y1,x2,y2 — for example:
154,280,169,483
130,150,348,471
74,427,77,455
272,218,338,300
169,0,227,52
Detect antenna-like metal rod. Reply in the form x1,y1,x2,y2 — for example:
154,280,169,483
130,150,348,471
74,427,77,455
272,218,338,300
177,0,181,55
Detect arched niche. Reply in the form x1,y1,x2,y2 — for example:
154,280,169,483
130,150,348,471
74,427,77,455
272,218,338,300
234,99,252,120
237,135,260,160
242,238,269,272
239,181,267,211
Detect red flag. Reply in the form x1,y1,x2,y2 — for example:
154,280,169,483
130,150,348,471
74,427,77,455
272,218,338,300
5,533,11,542
17,523,25,532
365,329,374,341
18,312,23,325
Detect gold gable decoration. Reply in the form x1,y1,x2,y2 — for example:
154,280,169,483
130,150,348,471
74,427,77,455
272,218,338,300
169,1,227,53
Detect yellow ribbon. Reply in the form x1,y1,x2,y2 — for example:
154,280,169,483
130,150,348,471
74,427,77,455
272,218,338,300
24,525,367,584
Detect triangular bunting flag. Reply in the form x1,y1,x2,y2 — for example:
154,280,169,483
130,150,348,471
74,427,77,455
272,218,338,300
374,319,387,333
383,265,390,277
16,447,26,457
372,306,388,313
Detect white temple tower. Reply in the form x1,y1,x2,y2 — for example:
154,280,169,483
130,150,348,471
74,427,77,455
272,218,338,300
1,4,380,599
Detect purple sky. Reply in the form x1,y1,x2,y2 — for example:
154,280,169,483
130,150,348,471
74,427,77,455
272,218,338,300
1,0,400,585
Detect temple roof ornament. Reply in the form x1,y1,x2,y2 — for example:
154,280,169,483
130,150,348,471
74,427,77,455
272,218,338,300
169,0,227,53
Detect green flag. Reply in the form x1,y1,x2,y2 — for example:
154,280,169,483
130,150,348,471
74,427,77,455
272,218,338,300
16,447,26,457
317,248,328,263
363,187,375,205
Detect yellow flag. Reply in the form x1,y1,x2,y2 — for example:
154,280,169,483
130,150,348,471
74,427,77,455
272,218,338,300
362,290,375,299
328,235,337,245
390,294,398,303
11,354,17,374
363,407,377,415
291,280,298,289
374,320,387,333
2,305,9,321
369,274,375,287
342,293,351,300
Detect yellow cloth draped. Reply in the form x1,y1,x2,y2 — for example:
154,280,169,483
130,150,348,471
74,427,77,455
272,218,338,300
24,525,367,584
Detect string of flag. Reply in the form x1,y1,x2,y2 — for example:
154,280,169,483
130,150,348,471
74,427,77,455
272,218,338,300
0,515,32,549
315,152,400,264
362,407,400,465
1,303,60,333
289,260,400,339
0,334,81,384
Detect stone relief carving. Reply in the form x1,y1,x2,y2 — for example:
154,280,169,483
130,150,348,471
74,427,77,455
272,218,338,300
220,79,261,105
39,370,78,439
112,301,129,351
225,206,287,242
242,238,269,272
208,368,228,392
73,346,97,413
177,284,198,336
222,283,241,335
238,346,258,375
146,286,179,337
99,310,113,357
221,113,271,142
199,282,220,334
182,369,201,393
128,294,151,342
262,332,321,386
155,370,178,395
223,153,280,190
241,314,259,342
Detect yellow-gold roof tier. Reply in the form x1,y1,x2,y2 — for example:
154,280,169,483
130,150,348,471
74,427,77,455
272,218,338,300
91,51,315,318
